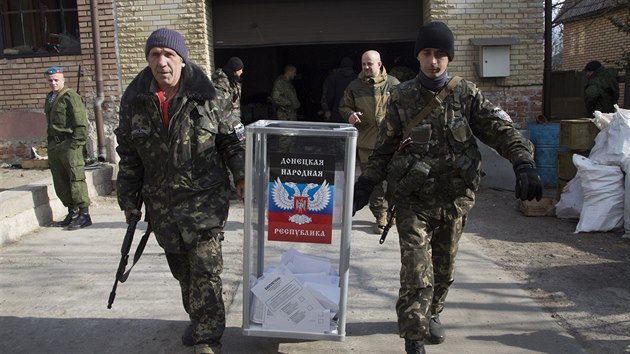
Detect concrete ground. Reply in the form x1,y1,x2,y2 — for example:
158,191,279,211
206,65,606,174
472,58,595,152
0,189,588,354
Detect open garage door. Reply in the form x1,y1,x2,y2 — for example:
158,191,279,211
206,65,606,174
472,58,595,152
212,0,422,47
212,0,422,122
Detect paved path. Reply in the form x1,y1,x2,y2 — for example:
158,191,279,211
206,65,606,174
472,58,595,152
0,194,586,353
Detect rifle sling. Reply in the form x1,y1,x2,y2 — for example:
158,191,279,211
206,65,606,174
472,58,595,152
119,224,152,283
402,76,462,140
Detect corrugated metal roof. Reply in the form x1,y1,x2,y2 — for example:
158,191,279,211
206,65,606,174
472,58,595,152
556,0,626,22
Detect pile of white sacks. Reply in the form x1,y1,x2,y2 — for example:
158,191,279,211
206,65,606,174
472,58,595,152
556,106,630,238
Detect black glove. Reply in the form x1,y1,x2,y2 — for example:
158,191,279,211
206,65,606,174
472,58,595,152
514,162,543,201
353,176,375,216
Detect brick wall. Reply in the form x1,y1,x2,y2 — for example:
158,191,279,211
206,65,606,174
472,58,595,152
426,0,545,127
0,0,119,163
561,8,627,108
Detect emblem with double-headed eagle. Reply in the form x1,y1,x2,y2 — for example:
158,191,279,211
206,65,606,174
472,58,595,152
271,177,331,225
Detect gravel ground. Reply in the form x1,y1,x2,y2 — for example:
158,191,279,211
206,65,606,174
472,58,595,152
466,187,630,354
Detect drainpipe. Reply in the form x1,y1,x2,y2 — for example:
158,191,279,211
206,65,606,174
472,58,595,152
542,0,552,121
90,0,106,162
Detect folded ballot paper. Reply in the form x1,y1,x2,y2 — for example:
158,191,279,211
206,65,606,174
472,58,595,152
250,249,340,333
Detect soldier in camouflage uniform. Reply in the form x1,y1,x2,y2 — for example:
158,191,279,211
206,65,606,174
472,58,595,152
212,57,244,119
339,50,399,234
352,22,543,354
583,60,619,116
43,66,92,230
115,29,245,354
271,64,300,120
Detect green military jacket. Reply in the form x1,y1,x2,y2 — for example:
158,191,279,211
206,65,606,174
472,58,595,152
271,75,300,115
115,63,245,252
338,68,399,151
44,87,88,149
362,78,535,219
584,67,619,116
212,68,242,119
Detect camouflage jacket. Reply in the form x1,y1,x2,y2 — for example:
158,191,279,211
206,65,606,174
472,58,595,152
211,68,242,119
362,78,534,219
584,67,619,116
271,75,300,114
115,63,245,252
338,68,399,150
44,87,88,149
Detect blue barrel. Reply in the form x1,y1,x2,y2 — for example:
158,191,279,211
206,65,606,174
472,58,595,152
527,123,560,187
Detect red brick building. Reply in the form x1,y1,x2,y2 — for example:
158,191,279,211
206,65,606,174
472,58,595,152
1,0,547,164
555,0,628,114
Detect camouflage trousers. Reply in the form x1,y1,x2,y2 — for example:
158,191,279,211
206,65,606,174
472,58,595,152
47,140,90,209
165,237,225,347
394,206,464,340
359,151,388,219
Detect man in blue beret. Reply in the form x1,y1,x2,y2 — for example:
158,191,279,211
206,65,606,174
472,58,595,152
44,66,92,230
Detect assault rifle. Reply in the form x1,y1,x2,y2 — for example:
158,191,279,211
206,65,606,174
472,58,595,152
379,205,396,244
379,137,413,245
107,196,152,309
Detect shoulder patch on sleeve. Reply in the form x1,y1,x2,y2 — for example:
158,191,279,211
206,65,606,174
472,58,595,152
493,107,512,122
234,123,246,141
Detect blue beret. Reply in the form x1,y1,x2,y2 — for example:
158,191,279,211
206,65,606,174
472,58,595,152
44,66,64,75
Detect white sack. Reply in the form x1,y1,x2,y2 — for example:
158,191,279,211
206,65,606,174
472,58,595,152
589,107,630,166
555,175,583,219
573,155,624,233
591,109,615,131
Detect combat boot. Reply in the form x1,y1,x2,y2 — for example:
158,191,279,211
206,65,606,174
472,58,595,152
194,342,222,354
404,339,426,354
67,207,92,230
56,208,78,227
428,315,445,344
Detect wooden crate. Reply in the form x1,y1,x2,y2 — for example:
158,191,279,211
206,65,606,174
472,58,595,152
21,158,49,169
559,119,599,150
517,197,557,217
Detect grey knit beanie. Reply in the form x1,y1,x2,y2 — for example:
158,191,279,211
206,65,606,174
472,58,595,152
414,21,455,61
145,28,189,63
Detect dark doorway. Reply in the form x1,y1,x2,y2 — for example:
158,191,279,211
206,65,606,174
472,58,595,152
215,41,415,124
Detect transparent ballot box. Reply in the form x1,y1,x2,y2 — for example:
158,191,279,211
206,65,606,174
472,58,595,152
242,120,357,341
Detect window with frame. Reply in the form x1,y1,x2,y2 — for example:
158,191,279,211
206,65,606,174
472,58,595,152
0,0,80,59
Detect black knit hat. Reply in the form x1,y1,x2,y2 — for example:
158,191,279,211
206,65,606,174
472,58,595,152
584,61,602,72
145,28,189,63
223,57,244,73
414,21,455,61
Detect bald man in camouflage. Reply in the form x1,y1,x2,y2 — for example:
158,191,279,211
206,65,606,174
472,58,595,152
340,50,399,234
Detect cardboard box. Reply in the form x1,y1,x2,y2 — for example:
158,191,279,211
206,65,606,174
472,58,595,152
517,197,557,217
21,158,49,169
559,119,599,150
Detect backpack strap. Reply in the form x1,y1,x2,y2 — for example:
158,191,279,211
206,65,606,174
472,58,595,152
402,76,463,140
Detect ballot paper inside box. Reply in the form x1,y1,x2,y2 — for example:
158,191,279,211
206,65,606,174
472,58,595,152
242,120,357,341
250,262,334,333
